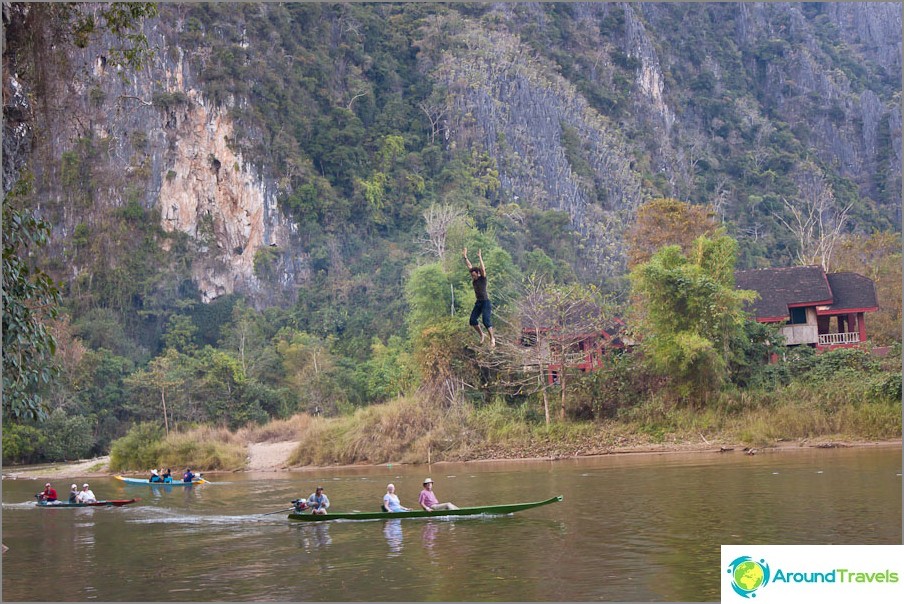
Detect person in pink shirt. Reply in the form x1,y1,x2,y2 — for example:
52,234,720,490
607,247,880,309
417,478,458,511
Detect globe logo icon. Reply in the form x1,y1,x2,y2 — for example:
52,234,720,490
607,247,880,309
727,556,770,598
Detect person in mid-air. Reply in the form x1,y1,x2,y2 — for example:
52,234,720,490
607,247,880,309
463,247,495,347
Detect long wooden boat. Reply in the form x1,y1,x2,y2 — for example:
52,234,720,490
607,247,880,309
287,495,563,522
114,475,207,486
35,498,139,508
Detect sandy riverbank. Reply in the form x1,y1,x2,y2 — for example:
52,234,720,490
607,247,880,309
3,438,900,481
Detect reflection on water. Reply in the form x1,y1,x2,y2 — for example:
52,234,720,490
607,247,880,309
2,447,900,602
421,521,439,557
383,519,403,556
295,523,332,552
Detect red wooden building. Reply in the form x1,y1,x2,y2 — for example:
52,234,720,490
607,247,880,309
734,266,879,350
520,307,626,384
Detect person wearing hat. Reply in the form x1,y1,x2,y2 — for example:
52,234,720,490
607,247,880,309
68,484,79,504
306,486,330,515
76,484,97,504
149,469,163,483
38,483,58,503
418,478,458,512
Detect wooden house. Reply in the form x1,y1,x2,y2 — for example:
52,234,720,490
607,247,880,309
734,266,879,350
519,302,626,383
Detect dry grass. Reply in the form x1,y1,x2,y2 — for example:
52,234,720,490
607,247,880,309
156,426,247,471
236,415,315,443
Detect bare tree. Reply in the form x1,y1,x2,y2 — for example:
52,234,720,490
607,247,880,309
774,163,852,271
421,203,465,260
418,101,448,144
478,277,614,423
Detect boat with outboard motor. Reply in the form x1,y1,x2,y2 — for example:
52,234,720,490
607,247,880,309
287,495,563,521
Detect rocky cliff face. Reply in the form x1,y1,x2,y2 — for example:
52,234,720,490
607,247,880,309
4,2,900,310
5,11,305,305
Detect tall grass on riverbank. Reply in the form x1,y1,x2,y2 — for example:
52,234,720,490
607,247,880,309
617,375,902,447
109,423,247,472
285,394,473,465
108,365,901,470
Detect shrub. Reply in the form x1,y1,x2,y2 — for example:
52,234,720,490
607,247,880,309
41,409,95,461
109,422,165,471
803,347,879,382
1,423,46,464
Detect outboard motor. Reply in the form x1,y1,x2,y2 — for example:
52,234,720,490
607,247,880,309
291,498,308,513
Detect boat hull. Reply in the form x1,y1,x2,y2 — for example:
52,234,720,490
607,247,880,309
36,499,138,508
287,495,563,521
115,475,205,486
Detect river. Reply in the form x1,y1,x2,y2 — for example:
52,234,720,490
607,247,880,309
2,446,900,601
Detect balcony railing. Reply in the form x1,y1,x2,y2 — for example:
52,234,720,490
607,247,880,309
818,332,860,346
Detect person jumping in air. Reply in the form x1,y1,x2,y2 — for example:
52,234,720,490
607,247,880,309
463,247,495,347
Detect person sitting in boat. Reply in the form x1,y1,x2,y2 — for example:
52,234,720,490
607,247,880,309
418,478,458,512
68,484,79,504
383,483,410,513
38,483,58,503
307,486,330,515
76,484,97,504
183,468,195,483
162,468,173,483
149,469,163,483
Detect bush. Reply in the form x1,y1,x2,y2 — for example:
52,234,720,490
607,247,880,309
868,372,903,402
109,422,165,471
156,426,246,471
803,347,879,382
2,423,46,464
40,409,95,461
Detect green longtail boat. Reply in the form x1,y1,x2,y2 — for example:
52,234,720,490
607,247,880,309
287,495,563,522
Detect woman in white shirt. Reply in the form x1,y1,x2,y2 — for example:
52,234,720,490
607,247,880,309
76,484,97,504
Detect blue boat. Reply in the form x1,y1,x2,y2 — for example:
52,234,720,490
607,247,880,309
114,475,207,486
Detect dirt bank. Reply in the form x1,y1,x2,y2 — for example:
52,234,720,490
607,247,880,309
3,438,899,480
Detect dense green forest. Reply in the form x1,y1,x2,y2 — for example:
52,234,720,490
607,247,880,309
2,3,901,464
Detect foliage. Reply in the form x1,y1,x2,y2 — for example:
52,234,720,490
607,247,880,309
108,422,165,471
832,232,902,345
2,177,62,421
39,409,95,462
2,423,46,464
626,198,720,269
630,234,756,403
360,336,418,402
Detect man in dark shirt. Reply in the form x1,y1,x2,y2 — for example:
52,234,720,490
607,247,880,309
463,247,495,347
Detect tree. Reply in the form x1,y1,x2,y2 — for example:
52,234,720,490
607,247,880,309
630,234,756,403
486,277,614,423
626,198,720,269
2,179,62,421
832,232,902,345
774,162,851,271
124,349,185,435
421,203,466,260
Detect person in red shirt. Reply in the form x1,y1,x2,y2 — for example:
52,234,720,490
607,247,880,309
38,483,58,502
